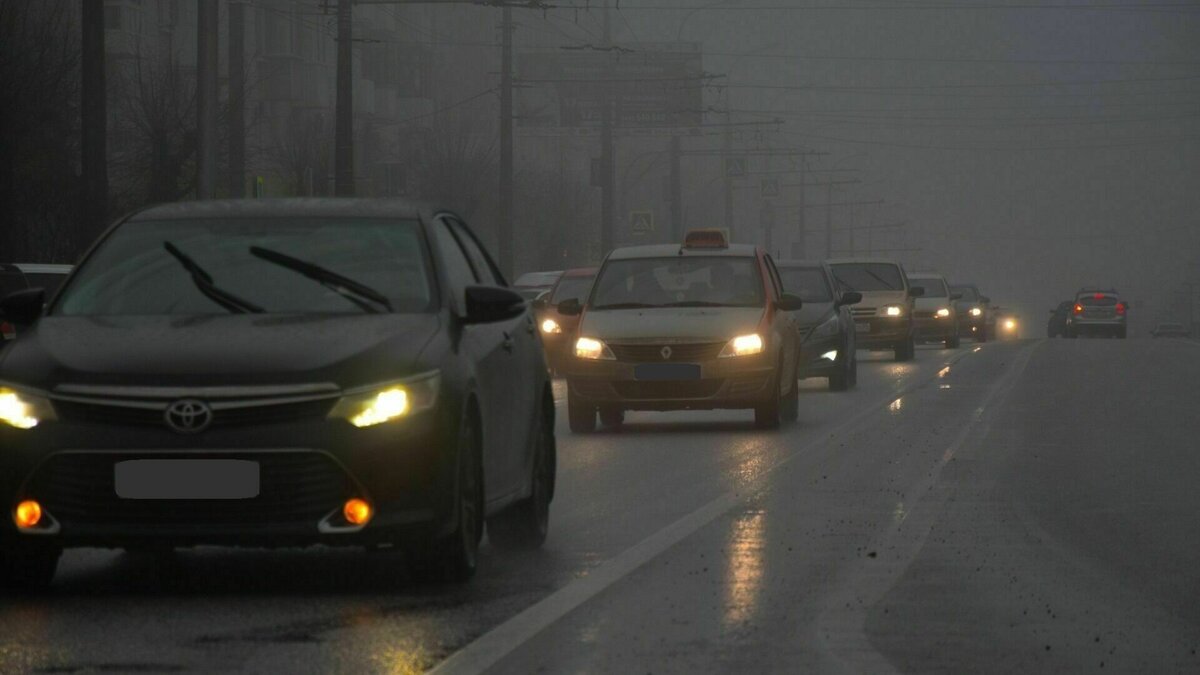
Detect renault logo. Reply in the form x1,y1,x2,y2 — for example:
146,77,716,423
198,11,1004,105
164,399,213,434
661,346,673,360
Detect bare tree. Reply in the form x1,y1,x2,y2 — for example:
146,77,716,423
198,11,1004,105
515,164,595,273
265,110,332,196
408,111,498,220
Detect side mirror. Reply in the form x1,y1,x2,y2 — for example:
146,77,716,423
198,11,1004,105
463,286,525,324
908,286,925,297
837,291,862,307
949,292,963,300
558,298,583,316
0,289,45,326
776,293,803,312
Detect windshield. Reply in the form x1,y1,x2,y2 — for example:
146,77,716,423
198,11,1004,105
910,277,948,298
830,263,904,292
778,267,832,303
550,276,594,305
53,219,433,316
591,256,763,309
951,286,980,302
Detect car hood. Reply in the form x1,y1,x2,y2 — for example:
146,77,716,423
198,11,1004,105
580,307,764,342
0,314,441,390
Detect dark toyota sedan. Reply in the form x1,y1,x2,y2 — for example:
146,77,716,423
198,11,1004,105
0,200,555,590
776,261,861,391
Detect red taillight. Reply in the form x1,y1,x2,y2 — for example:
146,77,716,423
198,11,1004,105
1073,304,1083,314
1115,302,1126,315
0,321,13,340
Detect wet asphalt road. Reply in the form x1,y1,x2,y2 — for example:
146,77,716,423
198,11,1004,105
1,338,1198,674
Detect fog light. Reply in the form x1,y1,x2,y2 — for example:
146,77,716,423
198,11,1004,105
343,498,372,526
14,500,42,529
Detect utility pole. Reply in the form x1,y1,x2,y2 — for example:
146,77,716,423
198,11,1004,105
498,6,514,276
598,2,615,258
335,0,355,196
824,179,834,257
196,0,218,199
795,159,806,258
81,0,107,237
228,0,246,198
669,135,682,240
722,110,733,236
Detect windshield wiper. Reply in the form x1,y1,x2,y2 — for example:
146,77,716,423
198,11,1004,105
593,302,658,310
162,242,264,314
249,246,393,314
863,269,899,290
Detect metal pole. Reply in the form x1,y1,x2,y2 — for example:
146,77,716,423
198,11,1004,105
498,6,514,276
599,2,615,258
81,0,107,236
722,110,733,237
228,0,246,198
795,160,805,258
824,179,833,258
196,0,218,199
669,134,682,241
334,0,355,196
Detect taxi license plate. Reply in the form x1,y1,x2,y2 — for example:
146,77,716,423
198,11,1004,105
855,321,871,333
634,363,701,381
114,459,260,499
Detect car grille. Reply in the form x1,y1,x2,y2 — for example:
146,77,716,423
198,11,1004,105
851,307,876,318
52,397,335,428
608,342,725,363
612,380,724,399
28,452,351,527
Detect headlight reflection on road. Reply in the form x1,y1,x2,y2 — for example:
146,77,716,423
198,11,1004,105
723,508,768,628
889,398,904,414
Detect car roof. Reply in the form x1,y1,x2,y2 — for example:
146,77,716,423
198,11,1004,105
606,243,758,260
10,263,72,275
127,198,435,222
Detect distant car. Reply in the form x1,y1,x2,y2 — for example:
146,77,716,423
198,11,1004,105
0,199,555,590
1066,289,1128,338
562,229,804,431
1047,300,1072,338
513,270,563,300
1150,322,1190,338
533,267,598,373
909,273,960,349
950,283,990,342
829,258,923,362
775,261,860,391
1,264,73,341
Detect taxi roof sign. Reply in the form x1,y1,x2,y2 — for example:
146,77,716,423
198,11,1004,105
682,228,729,249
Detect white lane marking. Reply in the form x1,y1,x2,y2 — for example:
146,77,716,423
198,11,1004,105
430,349,985,675
813,340,1040,675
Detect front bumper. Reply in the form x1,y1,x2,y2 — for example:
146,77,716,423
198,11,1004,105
850,316,911,348
567,354,776,411
0,409,456,548
913,316,956,341
958,314,986,337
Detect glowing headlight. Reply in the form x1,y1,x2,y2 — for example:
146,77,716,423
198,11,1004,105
719,333,764,358
969,307,983,317
541,318,562,334
575,337,614,360
328,371,440,428
0,387,56,430
884,305,903,317
821,350,839,362
1004,319,1017,331
936,308,951,318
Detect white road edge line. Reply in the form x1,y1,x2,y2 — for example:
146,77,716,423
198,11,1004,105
429,348,980,675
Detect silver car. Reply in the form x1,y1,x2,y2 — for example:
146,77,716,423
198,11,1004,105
1065,288,1128,339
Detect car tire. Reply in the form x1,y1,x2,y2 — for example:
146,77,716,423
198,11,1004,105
0,540,61,594
829,350,850,392
409,410,482,583
567,390,597,433
894,335,915,362
754,365,784,429
598,406,625,430
781,355,800,422
488,396,555,550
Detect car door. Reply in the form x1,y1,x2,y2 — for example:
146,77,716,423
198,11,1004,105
763,255,799,380
430,216,522,506
443,215,536,501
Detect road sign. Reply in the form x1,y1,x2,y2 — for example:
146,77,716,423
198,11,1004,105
630,211,655,236
725,156,747,177
761,178,779,197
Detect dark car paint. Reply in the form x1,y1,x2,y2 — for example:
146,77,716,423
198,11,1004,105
776,262,856,377
0,199,551,549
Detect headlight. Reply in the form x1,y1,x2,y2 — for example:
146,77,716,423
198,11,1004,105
969,307,983,317
936,308,951,318
1004,319,1017,331
575,337,615,360
328,371,440,428
884,305,903,317
541,318,562,334
821,350,839,362
719,333,764,358
0,387,56,430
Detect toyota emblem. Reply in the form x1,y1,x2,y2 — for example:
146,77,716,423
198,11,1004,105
661,346,673,360
164,399,213,434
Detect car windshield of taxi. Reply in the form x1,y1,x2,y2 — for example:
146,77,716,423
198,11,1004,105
590,257,763,309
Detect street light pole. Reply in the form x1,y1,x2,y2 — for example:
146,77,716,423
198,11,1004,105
598,1,615,259
498,6,514,276
196,0,218,199
334,0,355,196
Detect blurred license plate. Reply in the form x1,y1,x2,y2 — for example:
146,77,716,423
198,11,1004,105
855,322,871,333
634,363,701,381
114,459,260,499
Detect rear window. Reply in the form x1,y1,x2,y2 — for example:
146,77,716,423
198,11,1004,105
911,278,948,298
951,286,979,301
1079,295,1118,306
831,263,904,292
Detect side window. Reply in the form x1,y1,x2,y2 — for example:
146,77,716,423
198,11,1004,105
446,217,502,286
431,218,478,307
763,255,783,299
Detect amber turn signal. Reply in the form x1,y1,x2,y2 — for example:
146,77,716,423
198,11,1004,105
14,500,42,529
343,498,372,526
